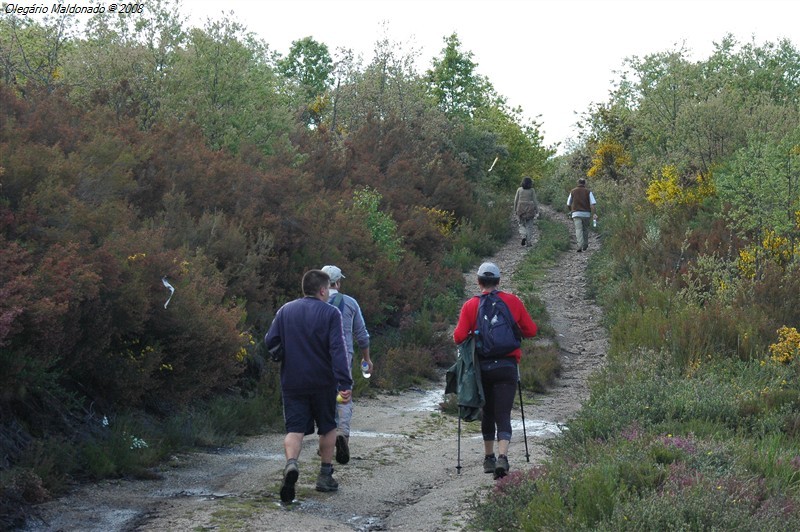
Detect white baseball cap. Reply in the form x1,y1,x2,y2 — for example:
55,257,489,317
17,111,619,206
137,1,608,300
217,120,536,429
477,262,500,278
321,265,345,282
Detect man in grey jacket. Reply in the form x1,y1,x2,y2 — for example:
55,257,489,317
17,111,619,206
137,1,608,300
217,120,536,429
322,265,373,465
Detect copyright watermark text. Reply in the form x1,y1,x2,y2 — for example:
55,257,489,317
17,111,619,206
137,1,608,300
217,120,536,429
3,2,146,16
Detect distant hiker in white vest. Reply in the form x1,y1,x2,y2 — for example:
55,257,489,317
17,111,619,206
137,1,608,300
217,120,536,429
321,265,372,465
566,178,598,252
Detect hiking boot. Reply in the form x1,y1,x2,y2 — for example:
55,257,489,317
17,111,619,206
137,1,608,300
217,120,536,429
483,454,496,474
494,454,509,479
521,238,526,246
316,471,339,492
335,434,350,465
280,461,299,503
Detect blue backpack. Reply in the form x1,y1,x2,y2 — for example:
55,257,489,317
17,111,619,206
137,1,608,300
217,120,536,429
474,291,521,358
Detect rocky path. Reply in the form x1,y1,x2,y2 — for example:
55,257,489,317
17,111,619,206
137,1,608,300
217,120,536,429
22,205,606,532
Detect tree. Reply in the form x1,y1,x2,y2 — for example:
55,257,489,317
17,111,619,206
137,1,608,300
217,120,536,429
426,33,488,120
277,36,333,126
474,103,553,190
62,0,187,128
164,18,290,154
425,33,502,183
0,11,78,92
716,133,800,277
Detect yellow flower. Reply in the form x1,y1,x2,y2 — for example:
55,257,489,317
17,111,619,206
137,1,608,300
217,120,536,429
769,326,800,364
587,139,631,178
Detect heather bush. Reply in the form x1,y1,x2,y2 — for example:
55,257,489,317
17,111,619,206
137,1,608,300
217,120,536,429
519,343,561,394
478,351,800,529
380,345,441,389
600,474,800,531
472,467,552,530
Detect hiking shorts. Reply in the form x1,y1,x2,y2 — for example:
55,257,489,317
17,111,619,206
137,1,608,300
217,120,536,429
282,387,337,436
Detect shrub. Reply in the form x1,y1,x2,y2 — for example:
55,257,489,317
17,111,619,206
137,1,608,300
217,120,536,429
520,343,561,393
569,462,619,527
378,345,440,389
473,467,551,530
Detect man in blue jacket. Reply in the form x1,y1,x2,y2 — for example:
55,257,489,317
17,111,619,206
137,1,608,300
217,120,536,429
265,269,353,503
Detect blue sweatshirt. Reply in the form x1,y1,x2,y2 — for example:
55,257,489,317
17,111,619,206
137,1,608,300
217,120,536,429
265,296,352,393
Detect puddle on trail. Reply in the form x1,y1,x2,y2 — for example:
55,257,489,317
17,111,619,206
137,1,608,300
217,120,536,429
511,418,564,437
358,388,564,440
280,498,385,531
464,419,564,439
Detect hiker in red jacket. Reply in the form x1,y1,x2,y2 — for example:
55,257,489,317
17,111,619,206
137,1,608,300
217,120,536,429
453,262,538,479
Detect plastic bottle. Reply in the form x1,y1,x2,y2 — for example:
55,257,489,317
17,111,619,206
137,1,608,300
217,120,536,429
592,218,597,228
361,360,371,379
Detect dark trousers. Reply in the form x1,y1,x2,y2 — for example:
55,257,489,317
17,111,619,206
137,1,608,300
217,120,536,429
480,364,517,442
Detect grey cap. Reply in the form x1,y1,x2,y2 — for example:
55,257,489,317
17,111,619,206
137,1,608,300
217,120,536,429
477,262,500,279
321,265,345,282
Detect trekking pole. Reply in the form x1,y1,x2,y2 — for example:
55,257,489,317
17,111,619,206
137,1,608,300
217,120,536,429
456,413,463,474
517,366,530,463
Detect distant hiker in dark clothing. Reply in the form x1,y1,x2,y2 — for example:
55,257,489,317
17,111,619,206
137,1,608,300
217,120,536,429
514,176,539,247
453,262,538,479
321,264,372,465
567,178,597,252
265,269,353,503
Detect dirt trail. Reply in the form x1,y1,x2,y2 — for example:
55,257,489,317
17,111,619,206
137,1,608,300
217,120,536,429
21,205,606,532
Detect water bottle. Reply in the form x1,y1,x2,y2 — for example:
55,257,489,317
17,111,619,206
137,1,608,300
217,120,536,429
361,360,371,379
592,218,597,228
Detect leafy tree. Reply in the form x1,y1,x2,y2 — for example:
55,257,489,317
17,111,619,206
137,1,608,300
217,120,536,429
718,136,796,239
277,36,333,126
0,12,78,92
63,0,188,128
326,28,438,136
475,103,553,189
350,186,404,262
426,33,488,120
165,18,290,154
716,130,800,276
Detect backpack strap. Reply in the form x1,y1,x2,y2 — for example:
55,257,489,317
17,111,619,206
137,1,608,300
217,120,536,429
329,292,346,312
472,295,482,334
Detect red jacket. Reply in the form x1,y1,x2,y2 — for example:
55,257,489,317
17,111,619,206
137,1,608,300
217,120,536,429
453,290,538,363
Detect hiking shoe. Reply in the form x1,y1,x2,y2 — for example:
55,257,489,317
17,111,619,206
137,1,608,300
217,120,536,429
483,454,496,474
335,435,350,465
280,461,299,503
316,471,339,492
494,455,509,479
